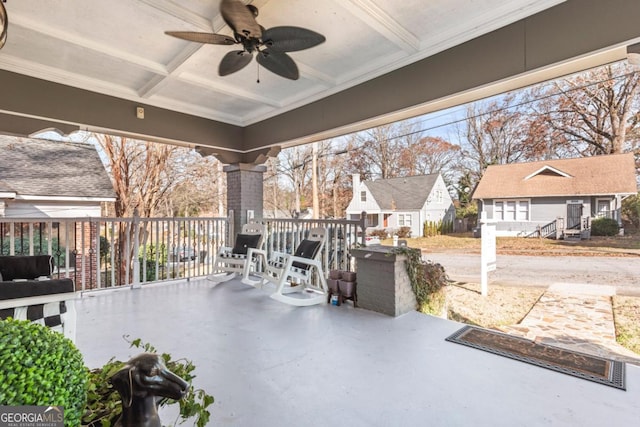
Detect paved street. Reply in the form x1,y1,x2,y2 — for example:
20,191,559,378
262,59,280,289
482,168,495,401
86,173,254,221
422,252,640,295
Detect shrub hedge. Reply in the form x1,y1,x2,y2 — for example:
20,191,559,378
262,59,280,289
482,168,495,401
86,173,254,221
591,217,619,236
0,318,87,426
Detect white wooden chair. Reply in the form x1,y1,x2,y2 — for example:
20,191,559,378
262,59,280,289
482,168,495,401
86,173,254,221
242,227,328,306
207,223,265,284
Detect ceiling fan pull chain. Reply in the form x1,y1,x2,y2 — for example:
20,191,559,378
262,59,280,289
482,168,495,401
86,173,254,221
257,61,260,84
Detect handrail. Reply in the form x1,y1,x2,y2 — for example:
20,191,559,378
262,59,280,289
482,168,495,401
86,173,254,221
527,219,558,238
0,216,229,291
0,213,368,291
258,214,366,272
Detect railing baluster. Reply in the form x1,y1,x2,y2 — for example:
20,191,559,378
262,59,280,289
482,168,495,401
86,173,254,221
0,215,358,290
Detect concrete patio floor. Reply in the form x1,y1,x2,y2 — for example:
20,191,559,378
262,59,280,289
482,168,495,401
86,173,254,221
75,278,640,426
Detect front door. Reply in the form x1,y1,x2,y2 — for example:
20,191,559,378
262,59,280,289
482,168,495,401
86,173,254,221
567,203,582,229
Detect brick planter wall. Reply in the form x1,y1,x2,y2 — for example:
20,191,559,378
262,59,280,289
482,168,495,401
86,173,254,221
351,246,417,317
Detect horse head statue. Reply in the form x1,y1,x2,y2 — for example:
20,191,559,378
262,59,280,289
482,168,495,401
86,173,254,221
110,353,189,427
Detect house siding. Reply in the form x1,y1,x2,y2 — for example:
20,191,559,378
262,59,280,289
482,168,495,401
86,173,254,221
346,174,454,238
345,185,381,214
3,201,103,218
482,196,594,237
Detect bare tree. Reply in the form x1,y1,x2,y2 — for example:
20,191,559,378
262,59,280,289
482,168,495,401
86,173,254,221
400,135,460,182
277,145,313,215
457,94,532,183
530,63,640,156
168,154,225,217
347,123,408,179
95,134,183,217
94,134,186,284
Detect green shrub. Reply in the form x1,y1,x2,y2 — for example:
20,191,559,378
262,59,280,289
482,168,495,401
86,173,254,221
1,235,70,268
139,243,168,265
423,219,454,237
0,318,87,427
456,202,478,219
591,217,619,236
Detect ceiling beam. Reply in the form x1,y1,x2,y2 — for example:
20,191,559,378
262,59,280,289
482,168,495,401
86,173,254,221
343,0,419,53
9,14,168,76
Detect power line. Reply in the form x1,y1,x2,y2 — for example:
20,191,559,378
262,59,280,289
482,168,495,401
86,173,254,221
325,66,639,148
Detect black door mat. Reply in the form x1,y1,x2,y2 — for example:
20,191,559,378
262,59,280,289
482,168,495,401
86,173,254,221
446,325,626,390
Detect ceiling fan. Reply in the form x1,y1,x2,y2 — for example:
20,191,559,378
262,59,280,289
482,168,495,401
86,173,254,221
0,0,8,50
165,0,325,80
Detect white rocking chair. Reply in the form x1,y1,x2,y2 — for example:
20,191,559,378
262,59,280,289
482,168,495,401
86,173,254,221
207,223,265,284
242,227,328,306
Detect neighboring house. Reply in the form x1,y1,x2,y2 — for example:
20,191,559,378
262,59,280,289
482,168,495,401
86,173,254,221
472,153,638,237
263,208,313,219
0,136,116,218
345,174,455,237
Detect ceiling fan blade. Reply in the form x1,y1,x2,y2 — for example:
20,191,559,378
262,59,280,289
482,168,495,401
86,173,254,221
165,31,236,45
219,50,253,76
256,49,299,80
0,1,7,49
220,0,262,39
262,26,326,52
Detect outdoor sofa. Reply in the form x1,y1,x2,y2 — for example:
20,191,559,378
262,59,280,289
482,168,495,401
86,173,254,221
0,255,77,341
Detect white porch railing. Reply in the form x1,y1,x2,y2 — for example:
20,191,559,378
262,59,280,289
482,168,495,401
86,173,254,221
0,216,229,291
0,213,367,292
259,216,366,272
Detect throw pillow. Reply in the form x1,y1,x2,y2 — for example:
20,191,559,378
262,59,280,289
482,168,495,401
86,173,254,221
292,239,322,270
232,233,262,255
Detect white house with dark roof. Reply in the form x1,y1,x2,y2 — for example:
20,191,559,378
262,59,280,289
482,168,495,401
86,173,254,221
0,136,116,218
345,174,455,237
472,153,638,237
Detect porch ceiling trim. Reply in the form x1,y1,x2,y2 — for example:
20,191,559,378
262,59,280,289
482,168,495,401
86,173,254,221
0,0,639,163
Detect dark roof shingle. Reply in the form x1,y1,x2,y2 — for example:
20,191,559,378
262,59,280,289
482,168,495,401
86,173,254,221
366,174,439,209
0,136,115,199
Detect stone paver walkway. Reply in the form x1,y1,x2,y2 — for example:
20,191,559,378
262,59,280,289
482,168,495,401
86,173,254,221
499,283,640,365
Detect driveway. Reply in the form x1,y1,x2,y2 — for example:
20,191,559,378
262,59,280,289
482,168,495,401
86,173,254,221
422,251,640,296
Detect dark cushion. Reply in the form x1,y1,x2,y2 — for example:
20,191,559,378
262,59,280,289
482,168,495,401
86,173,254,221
0,255,53,281
232,233,262,255
0,279,74,301
292,239,322,270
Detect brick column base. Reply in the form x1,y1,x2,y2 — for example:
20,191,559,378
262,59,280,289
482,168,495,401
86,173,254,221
224,163,266,234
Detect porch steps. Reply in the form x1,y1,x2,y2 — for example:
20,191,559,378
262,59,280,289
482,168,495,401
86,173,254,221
562,229,582,240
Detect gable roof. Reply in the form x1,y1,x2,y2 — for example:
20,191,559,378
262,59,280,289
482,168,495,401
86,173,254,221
0,136,116,200
365,174,440,210
472,153,637,199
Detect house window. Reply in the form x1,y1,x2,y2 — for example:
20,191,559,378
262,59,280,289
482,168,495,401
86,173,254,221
495,201,504,220
494,200,529,221
517,201,529,221
597,199,611,218
398,214,412,227
360,191,367,202
366,214,378,227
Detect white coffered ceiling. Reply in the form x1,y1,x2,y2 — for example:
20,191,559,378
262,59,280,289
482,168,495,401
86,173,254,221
0,0,566,127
